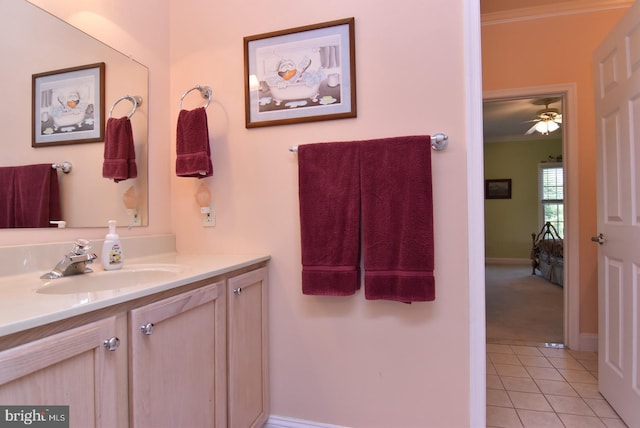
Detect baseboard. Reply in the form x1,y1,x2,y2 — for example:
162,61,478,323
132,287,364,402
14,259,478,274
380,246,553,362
265,415,350,428
579,333,598,352
485,257,530,266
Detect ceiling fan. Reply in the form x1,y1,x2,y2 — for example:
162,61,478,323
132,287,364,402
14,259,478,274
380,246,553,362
525,98,563,135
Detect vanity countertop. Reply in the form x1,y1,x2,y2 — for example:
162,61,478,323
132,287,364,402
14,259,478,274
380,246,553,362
0,252,270,337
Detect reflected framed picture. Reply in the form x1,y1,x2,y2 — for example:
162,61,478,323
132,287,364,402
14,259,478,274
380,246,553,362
32,62,105,147
244,18,356,128
485,179,512,199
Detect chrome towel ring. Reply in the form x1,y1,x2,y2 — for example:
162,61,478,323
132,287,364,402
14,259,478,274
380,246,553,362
109,95,142,119
179,85,212,110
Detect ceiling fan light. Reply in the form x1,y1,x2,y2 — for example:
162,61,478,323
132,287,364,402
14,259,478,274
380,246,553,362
547,121,559,132
534,119,560,135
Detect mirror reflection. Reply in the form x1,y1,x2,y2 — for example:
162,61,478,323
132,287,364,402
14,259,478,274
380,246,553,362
0,0,148,229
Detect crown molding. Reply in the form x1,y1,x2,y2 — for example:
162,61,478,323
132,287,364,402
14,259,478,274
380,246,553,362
482,0,634,26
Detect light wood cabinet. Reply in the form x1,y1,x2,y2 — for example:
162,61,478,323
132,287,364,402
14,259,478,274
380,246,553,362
227,267,269,428
0,315,128,428
0,262,269,428
129,281,226,428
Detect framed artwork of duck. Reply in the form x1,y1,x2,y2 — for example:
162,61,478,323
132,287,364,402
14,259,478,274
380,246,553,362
32,62,105,147
244,18,356,128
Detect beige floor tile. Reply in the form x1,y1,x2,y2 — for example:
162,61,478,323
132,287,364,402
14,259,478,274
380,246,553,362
487,405,523,428
508,391,553,412
546,395,595,416
600,417,628,427
557,413,606,427
487,360,497,376
534,379,578,397
511,346,543,356
559,368,598,384
488,389,514,407
488,344,515,354
584,398,619,418
538,347,572,358
501,376,540,393
526,366,564,381
548,356,583,370
579,359,598,372
487,374,504,390
518,355,553,368
495,363,531,378
516,409,564,428
490,352,523,365
568,349,598,361
569,382,603,399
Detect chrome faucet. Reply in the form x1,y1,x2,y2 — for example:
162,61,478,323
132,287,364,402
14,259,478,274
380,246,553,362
41,239,98,279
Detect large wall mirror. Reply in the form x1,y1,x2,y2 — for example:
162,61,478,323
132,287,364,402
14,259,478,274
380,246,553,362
1,0,148,228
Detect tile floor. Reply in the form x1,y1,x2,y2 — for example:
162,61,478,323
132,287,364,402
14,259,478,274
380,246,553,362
486,343,628,428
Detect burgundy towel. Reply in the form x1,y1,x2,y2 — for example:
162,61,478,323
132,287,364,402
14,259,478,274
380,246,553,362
361,136,435,302
102,117,138,182
0,164,62,228
298,142,361,295
176,107,213,178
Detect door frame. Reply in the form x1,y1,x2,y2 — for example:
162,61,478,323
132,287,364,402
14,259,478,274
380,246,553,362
484,84,580,350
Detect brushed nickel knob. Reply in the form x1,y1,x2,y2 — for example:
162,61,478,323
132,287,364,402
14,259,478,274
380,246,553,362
103,337,120,351
141,322,154,335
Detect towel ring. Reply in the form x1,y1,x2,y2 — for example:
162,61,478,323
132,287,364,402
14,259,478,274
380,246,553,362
109,95,142,119
179,85,212,110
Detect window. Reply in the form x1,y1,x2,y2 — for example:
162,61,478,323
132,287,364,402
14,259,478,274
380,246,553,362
539,163,564,238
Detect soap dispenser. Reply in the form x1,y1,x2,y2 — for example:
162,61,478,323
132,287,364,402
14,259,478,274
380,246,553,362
101,220,123,270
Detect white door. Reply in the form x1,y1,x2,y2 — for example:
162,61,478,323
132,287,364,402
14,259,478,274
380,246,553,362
593,1,640,426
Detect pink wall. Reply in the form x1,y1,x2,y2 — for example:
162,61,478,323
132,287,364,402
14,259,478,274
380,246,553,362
170,1,477,426
482,7,628,335
19,1,482,426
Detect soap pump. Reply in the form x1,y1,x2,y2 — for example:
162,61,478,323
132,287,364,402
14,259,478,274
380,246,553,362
101,220,123,270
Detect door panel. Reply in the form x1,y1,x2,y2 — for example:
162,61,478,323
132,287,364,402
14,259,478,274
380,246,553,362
594,1,640,426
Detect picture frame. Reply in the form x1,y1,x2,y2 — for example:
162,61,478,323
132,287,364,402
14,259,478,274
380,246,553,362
485,179,512,199
32,62,105,147
244,18,356,128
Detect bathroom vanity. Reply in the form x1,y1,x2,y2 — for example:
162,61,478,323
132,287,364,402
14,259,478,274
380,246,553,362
0,246,269,428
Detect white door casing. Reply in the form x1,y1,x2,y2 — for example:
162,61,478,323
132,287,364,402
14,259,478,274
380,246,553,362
593,1,640,426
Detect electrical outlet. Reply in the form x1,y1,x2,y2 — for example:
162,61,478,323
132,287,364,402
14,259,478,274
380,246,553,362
202,205,215,227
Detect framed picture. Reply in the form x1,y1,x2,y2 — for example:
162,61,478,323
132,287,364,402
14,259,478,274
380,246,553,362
485,179,512,199
244,18,356,128
32,62,105,147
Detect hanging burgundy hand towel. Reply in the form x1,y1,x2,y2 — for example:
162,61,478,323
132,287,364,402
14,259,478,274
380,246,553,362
102,116,138,182
360,136,435,302
176,107,213,178
13,164,62,228
298,142,361,296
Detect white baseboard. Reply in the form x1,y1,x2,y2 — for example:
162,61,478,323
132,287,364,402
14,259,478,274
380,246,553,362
485,257,531,266
579,333,598,352
265,415,350,428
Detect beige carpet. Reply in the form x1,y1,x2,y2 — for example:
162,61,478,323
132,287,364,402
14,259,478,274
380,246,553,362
485,263,563,345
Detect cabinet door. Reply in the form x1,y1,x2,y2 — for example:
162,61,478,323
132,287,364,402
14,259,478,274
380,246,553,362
0,316,124,428
129,282,226,428
227,267,268,428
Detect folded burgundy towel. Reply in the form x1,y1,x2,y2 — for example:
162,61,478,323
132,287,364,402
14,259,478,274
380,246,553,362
360,136,435,302
298,142,361,296
102,117,138,182
176,107,213,178
10,164,61,228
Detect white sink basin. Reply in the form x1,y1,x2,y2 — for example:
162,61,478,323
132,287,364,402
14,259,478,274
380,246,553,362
36,264,187,295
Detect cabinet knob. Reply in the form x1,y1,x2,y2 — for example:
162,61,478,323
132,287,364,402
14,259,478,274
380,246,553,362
141,322,154,335
233,287,242,295
103,336,120,351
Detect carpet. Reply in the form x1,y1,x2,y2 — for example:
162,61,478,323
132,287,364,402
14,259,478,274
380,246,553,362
485,263,563,345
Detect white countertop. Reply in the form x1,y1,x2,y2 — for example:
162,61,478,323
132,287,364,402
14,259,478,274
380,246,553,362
0,252,270,337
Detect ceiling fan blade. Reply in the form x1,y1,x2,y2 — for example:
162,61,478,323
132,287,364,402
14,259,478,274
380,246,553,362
525,123,538,135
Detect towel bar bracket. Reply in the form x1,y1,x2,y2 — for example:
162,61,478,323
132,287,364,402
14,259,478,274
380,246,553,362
52,161,72,174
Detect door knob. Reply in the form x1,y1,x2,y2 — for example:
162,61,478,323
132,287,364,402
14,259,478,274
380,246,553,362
103,336,120,351
140,322,154,335
591,234,605,245
233,287,242,295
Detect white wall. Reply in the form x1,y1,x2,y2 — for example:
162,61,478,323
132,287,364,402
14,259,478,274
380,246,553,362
170,0,481,426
